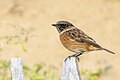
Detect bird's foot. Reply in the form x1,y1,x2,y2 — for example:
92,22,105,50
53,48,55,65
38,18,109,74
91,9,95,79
64,56,79,62
64,56,71,61
71,52,83,62
76,57,80,62
64,53,83,62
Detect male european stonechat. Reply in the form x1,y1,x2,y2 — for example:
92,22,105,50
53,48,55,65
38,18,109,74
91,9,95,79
52,21,115,57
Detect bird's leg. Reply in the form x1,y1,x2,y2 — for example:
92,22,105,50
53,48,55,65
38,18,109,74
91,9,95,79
65,51,84,62
71,52,83,57
64,52,83,62
71,52,83,62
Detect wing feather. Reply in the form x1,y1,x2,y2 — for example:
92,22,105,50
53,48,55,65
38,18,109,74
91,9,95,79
66,28,102,48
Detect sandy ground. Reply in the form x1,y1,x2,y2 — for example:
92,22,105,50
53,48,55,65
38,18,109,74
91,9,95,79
0,0,120,80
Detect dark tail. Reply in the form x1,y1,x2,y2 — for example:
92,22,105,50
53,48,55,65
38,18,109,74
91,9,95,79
102,48,115,54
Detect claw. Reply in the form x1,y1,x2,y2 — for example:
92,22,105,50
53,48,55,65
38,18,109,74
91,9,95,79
64,52,83,62
76,57,80,62
64,56,71,61
64,55,80,62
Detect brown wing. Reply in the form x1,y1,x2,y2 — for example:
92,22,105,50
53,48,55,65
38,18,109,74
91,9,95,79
66,28,102,49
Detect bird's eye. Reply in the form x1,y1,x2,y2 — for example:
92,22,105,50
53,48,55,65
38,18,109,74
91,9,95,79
61,24,68,27
59,24,65,26
64,24,67,26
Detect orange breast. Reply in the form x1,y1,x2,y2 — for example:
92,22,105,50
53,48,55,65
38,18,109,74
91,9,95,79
60,32,92,53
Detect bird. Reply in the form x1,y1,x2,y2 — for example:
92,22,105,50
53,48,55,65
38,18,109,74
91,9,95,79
52,20,115,58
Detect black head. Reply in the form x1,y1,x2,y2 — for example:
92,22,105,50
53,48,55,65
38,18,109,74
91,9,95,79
52,21,74,33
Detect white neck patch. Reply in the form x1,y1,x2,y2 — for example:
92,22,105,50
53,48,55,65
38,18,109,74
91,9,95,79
60,27,76,34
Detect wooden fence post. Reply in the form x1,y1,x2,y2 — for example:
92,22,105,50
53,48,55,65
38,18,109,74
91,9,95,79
62,57,82,80
11,58,24,80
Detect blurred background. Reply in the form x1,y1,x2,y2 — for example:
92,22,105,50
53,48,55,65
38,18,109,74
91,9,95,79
0,0,119,80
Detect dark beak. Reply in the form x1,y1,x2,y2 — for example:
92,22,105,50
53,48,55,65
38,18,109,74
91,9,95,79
52,24,57,27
